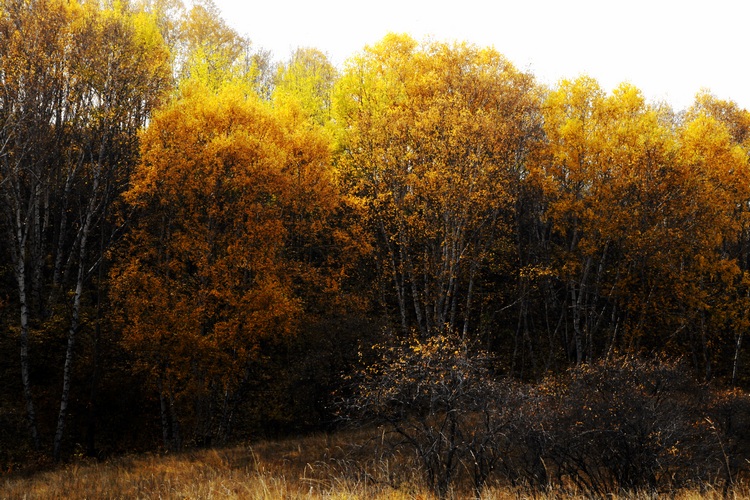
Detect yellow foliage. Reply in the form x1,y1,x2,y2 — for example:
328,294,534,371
334,34,541,334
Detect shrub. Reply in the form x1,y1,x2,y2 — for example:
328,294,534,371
344,330,523,498
529,357,717,495
345,344,750,497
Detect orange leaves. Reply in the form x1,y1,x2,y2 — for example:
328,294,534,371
111,67,344,435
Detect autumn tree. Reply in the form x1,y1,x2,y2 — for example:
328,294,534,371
668,109,750,379
526,78,678,365
525,77,750,377
690,91,750,150
0,0,170,457
334,34,541,339
111,54,343,445
273,47,337,127
135,0,184,48
687,93,750,384
0,0,71,451
175,0,271,95
271,48,368,310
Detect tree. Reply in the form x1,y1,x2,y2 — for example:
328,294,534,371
0,0,71,451
273,47,337,127
52,0,171,460
682,92,750,384
0,0,170,457
111,70,340,447
527,79,678,364
525,77,750,377
175,0,271,94
689,91,750,150
669,109,750,380
334,34,541,338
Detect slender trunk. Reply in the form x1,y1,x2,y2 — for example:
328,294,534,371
511,296,523,377
379,218,408,334
570,256,592,365
30,190,44,315
53,158,101,460
401,236,426,336
49,156,81,307
85,319,100,457
86,195,109,457
570,284,583,365
700,311,712,381
605,310,619,365
733,331,743,386
219,389,236,445
157,377,170,450
52,264,83,460
17,260,40,451
169,390,181,451
423,247,434,333
461,263,476,338
732,288,750,386
9,187,41,450
157,370,181,452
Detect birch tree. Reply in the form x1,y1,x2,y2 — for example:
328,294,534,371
335,34,540,337
0,0,170,457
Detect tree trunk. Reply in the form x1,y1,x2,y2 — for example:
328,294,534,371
732,331,743,386
158,377,170,450
9,191,41,451
17,259,40,451
53,160,101,460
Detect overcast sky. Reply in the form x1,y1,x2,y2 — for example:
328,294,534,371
211,0,749,111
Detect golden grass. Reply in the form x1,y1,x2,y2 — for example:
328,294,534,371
2,430,749,499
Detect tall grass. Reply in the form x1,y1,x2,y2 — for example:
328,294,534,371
2,429,748,499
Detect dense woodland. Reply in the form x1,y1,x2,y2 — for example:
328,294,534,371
3,0,750,488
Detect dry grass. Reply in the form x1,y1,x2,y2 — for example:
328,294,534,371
0,430,417,499
2,429,750,499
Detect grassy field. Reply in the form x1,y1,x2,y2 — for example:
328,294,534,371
2,429,748,499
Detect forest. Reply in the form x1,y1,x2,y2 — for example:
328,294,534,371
3,0,750,496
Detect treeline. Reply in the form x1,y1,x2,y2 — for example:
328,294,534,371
2,0,750,467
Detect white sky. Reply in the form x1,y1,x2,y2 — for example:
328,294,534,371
212,0,750,111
